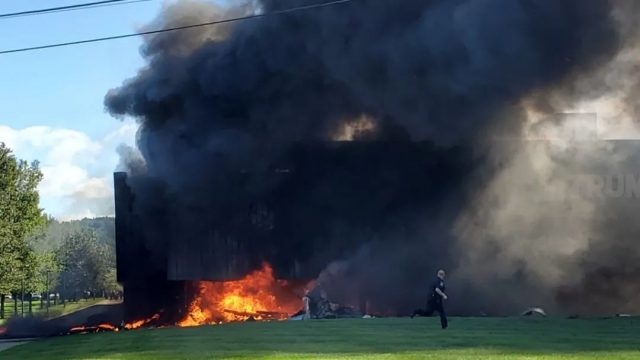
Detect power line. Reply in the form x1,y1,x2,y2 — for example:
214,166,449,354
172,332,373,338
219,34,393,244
1,0,153,20
0,0,153,19
0,0,351,55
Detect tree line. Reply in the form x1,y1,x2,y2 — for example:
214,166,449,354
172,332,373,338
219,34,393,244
0,143,120,319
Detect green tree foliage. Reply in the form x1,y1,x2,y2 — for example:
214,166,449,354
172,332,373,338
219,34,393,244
101,268,121,294
30,217,115,253
55,230,118,300
30,217,118,299
1,142,119,319
30,252,60,294
0,142,45,297
26,223,61,293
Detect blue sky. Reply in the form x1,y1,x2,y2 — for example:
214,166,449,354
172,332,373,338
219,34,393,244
0,0,222,219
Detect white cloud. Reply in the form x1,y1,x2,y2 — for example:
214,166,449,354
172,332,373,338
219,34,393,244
0,122,138,220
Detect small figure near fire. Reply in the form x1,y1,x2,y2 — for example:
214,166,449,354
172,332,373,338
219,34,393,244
412,269,448,329
301,283,362,320
302,285,333,319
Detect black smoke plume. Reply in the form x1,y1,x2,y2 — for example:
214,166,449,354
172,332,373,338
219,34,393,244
106,0,635,315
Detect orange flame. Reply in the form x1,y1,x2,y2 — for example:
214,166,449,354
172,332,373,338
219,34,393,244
69,323,119,334
178,263,308,327
98,323,119,332
67,315,160,335
64,263,307,333
124,313,161,329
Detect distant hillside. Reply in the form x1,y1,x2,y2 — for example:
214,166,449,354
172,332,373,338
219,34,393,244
30,217,115,253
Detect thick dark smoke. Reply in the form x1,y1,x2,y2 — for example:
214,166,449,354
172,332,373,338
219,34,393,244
105,0,637,316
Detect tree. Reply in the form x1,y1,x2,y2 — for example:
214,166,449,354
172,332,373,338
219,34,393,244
29,217,115,253
0,143,45,318
100,268,122,296
55,230,112,302
27,217,118,310
27,251,60,311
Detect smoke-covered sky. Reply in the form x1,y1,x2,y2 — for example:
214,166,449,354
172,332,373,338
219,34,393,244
106,0,640,315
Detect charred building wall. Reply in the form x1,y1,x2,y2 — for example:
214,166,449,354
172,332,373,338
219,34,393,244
114,173,186,321
114,141,479,318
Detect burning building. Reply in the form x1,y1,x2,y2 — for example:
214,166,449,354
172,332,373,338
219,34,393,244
115,141,479,323
107,0,640,324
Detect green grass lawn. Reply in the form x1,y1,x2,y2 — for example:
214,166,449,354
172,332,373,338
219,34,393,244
0,298,107,325
4,317,640,359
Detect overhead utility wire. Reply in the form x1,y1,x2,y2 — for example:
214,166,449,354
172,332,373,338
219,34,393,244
0,0,153,19
2,0,153,20
0,0,351,55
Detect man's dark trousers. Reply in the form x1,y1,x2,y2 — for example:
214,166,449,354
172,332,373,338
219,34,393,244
423,298,447,329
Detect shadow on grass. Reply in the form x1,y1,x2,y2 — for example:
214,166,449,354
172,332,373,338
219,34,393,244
5,317,640,359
